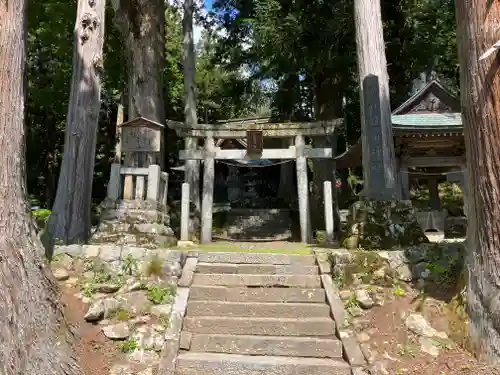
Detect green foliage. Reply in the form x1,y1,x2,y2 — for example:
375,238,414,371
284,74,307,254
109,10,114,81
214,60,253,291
32,209,51,229
112,307,134,321
121,254,139,276
119,339,138,353
147,284,176,305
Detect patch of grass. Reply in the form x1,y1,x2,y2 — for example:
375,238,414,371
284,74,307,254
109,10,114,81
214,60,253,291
174,242,313,255
119,339,137,353
145,255,165,277
344,295,359,309
112,307,133,321
147,284,176,305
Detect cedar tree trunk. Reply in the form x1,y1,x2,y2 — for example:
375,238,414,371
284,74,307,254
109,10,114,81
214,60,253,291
183,0,201,213
0,1,83,374
112,0,166,169
47,0,106,244
354,0,398,199
455,0,500,363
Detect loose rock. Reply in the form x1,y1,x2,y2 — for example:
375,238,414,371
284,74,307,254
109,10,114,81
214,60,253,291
52,267,70,281
84,297,121,322
355,289,374,309
150,304,172,317
419,336,440,357
102,322,130,340
94,283,121,294
404,313,448,339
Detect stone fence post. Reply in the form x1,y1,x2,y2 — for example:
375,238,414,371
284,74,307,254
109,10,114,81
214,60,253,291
180,183,190,242
146,164,161,202
107,163,121,201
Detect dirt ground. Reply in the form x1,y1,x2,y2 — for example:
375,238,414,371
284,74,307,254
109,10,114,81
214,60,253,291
358,287,500,375
62,287,124,375
59,240,498,375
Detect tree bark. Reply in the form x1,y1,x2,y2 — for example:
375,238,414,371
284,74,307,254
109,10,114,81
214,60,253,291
354,0,398,199
48,0,106,244
183,0,201,213
0,1,83,374
112,0,166,169
455,0,500,363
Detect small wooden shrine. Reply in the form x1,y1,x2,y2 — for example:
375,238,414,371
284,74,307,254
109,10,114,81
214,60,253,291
335,79,466,213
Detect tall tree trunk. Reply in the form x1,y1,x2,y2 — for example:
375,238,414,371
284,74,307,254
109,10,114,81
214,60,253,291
48,0,106,244
112,0,166,169
183,0,201,213
0,1,83,374
354,0,398,199
455,0,500,363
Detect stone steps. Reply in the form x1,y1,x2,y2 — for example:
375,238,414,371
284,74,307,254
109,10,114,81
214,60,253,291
196,262,319,275
197,252,316,266
189,285,327,303
175,353,351,375
175,252,351,375
188,334,343,358
186,301,331,318
183,316,336,336
192,273,322,288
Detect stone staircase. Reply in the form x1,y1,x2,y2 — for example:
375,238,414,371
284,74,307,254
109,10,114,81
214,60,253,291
175,252,352,375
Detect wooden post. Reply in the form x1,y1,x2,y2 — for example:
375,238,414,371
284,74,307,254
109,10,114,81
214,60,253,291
324,181,334,244
146,164,161,202
201,137,215,244
107,163,121,200
295,134,311,243
180,182,190,242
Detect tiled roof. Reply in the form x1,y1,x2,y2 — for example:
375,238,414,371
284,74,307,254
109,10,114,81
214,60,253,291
391,113,462,128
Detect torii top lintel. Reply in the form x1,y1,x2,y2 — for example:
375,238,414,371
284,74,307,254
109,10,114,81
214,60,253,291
165,117,343,138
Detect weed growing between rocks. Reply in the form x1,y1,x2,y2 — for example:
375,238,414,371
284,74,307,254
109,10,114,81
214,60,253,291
147,283,176,305
119,339,138,353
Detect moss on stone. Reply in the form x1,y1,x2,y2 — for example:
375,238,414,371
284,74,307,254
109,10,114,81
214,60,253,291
346,199,428,250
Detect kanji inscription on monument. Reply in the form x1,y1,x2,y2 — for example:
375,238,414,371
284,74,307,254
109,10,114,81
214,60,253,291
120,117,163,153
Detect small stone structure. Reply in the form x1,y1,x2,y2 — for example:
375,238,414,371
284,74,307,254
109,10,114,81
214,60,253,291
223,208,293,241
100,117,175,247
345,200,429,250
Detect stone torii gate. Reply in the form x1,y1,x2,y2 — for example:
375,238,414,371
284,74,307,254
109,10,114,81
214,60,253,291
167,118,342,244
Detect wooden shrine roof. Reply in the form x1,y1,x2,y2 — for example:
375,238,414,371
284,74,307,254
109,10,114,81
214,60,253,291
334,79,464,168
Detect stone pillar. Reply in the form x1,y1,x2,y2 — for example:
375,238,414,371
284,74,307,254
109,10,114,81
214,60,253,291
324,181,334,244
201,137,215,244
107,163,121,201
428,178,441,210
399,165,410,200
295,134,311,243
184,136,200,213
146,164,161,202
360,75,398,200
180,183,190,242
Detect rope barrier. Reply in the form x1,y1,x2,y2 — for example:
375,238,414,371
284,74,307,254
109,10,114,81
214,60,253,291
216,159,295,168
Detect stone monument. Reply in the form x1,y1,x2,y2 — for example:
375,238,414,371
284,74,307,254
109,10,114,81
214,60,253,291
96,117,175,248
